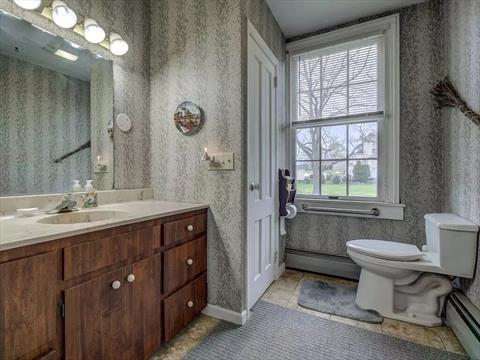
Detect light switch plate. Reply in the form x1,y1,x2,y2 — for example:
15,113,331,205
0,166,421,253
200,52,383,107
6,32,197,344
208,153,234,171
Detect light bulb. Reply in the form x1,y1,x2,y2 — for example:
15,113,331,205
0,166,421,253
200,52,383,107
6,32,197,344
13,0,42,10
51,0,77,29
109,32,129,56
84,18,106,44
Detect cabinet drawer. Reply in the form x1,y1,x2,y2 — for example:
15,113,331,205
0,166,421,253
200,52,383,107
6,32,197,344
163,236,207,294
163,213,206,247
64,225,160,280
163,273,207,342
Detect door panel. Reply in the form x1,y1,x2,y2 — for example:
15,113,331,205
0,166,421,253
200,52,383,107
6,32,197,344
65,268,124,360
0,251,58,360
124,255,162,360
247,26,277,309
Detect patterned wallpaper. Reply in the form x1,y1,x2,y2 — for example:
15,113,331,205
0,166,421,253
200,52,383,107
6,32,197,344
286,0,444,255
150,0,284,312
0,54,91,195
442,0,480,309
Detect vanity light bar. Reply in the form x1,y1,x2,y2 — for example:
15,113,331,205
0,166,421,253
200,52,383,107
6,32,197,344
12,0,129,56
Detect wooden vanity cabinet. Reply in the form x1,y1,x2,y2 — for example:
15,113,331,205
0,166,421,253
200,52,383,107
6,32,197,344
0,208,207,360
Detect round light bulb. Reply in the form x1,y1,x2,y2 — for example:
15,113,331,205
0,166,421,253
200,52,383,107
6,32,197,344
13,0,42,10
84,18,106,44
51,0,77,29
109,32,129,56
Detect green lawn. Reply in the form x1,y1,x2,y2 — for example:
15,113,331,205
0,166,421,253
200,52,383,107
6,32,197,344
296,182,377,197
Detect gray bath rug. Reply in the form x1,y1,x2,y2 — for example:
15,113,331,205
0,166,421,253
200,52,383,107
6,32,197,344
184,301,467,360
298,280,383,323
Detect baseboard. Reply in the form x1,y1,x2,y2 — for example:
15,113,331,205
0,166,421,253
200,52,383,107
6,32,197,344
445,290,480,360
285,248,360,280
276,262,286,279
202,304,248,325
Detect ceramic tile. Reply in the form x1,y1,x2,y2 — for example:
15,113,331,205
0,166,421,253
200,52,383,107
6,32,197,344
262,285,296,307
330,315,382,334
431,325,467,355
381,318,445,351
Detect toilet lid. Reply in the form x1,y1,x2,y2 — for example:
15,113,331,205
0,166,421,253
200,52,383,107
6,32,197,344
347,239,424,261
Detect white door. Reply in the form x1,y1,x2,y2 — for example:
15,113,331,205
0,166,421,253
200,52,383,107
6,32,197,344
247,22,278,310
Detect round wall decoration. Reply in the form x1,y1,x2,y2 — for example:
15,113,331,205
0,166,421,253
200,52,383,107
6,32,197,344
174,101,203,135
116,113,132,132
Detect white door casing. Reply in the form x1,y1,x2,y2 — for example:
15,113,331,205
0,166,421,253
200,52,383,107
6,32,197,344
247,21,279,310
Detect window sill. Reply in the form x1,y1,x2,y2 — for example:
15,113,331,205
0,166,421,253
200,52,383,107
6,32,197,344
295,197,404,220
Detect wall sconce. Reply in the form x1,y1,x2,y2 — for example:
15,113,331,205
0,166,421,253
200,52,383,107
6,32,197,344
13,0,42,10
84,18,106,44
109,32,129,55
51,0,77,29
203,147,234,171
94,155,108,173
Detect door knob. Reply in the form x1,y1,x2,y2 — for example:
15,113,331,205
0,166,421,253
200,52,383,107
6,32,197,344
249,182,260,191
126,274,135,283
186,258,194,266
186,224,194,231
187,300,194,308
111,280,121,290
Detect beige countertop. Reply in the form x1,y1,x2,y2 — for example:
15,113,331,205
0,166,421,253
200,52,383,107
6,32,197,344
0,200,208,252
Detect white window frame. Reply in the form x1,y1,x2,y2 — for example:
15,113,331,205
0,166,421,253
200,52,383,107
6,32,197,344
286,15,404,220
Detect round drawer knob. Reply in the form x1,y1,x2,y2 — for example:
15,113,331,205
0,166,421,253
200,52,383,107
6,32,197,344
127,274,135,283
111,280,121,290
186,224,194,231
187,300,194,308
186,258,194,266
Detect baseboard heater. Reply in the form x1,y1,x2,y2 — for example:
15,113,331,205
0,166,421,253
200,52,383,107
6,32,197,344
285,248,360,280
445,290,480,359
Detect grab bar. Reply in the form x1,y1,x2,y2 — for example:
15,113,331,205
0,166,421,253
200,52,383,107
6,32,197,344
301,204,379,217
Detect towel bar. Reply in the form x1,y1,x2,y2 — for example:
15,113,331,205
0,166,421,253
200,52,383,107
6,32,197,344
301,205,380,216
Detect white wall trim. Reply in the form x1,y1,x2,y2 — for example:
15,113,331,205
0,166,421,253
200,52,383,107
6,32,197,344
202,304,248,325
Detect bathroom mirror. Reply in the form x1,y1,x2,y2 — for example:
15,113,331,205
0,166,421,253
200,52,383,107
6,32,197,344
0,10,114,196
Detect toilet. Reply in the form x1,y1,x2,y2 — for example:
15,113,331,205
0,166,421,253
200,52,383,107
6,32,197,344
347,213,479,326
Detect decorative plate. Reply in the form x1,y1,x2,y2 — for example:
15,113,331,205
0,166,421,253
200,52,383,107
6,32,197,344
174,101,203,135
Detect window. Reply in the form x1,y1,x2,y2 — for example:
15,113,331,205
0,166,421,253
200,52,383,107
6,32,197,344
288,15,400,209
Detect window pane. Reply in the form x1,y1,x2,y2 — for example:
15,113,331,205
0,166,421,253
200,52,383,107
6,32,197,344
349,122,378,159
322,87,347,118
321,161,347,196
348,160,377,197
297,90,321,120
349,44,378,84
349,81,378,114
321,125,346,160
322,51,348,88
296,128,321,161
296,161,320,195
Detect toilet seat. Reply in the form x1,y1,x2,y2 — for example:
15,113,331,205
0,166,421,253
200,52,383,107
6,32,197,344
347,239,424,261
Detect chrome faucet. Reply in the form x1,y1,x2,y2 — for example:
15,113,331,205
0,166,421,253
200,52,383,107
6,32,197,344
47,193,79,214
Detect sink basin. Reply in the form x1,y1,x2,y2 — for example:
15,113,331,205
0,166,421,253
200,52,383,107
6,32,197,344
38,210,129,225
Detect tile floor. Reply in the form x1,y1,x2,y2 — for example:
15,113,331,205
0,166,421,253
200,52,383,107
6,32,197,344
152,268,467,359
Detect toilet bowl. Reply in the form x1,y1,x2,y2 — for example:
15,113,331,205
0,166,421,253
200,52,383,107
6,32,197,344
347,213,479,327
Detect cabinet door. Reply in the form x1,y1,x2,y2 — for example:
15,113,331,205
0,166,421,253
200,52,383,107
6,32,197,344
65,268,124,360
123,255,162,360
0,251,59,360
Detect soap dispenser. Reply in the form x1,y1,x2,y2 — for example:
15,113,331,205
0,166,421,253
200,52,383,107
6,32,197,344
72,180,82,192
82,180,97,208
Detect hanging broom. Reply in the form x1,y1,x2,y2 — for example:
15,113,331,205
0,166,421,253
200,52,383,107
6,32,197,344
430,77,480,127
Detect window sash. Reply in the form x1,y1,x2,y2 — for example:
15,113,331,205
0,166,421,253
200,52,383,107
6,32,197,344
293,116,381,201
291,35,385,124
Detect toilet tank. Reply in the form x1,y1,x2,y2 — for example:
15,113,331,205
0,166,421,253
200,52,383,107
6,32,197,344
424,213,479,278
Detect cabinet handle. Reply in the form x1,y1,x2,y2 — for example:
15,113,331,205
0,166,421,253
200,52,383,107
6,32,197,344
186,224,194,231
187,300,194,308
127,274,135,283
186,258,194,266
111,280,121,290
